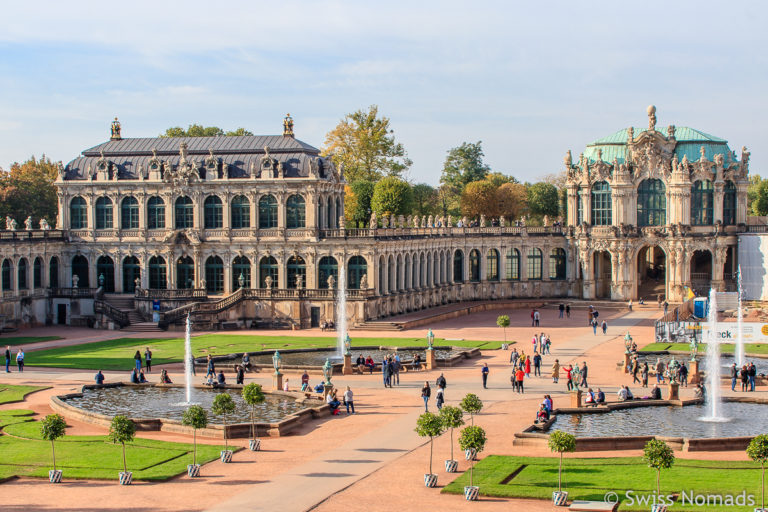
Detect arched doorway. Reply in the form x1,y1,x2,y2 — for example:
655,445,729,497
177,256,194,289
593,251,612,299
123,256,141,293
96,256,115,293
690,250,713,297
637,246,666,301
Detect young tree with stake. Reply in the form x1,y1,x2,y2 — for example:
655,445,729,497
242,383,266,450
40,414,67,479
212,393,236,459
643,439,675,497
548,430,576,494
458,425,487,495
496,315,510,343
747,434,768,511
439,406,465,464
108,415,136,480
460,393,483,426
415,412,445,487
182,405,208,470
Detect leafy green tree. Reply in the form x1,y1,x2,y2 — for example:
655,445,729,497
440,141,490,215
527,182,560,219
322,105,412,183
0,155,59,227
345,180,375,227
160,125,253,137
461,180,497,219
439,406,464,462
371,176,413,217
412,183,439,217
548,430,576,493
211,393,236,452
643,439,675,496
496,315,510,342
40,414,67,472
182,405,208,466
242,383,266,444
415,412,445,476
498,182,529,220
459,393,483,426
747,434,768,510
108,415,136,474
458,425,487,487
749,176,768,216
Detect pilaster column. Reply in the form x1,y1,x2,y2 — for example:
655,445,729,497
713,182,725,225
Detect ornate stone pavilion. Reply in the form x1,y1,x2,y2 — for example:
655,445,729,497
0,108,753,329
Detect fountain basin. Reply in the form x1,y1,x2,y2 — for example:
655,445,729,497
51,383,326,438
630,353,768,375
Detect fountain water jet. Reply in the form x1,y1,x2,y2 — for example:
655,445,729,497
701,288,729,422
183,313,194,404
336,265,347,357
736,265,745,367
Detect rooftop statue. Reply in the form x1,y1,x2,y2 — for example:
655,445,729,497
110,117,122,140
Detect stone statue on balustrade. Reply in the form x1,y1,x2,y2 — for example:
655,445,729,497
360,274,368,289
327,275,336,289
264,275,273,289
24,216,33,230
39,218,50,230
5,216,16,231
369,212,377,229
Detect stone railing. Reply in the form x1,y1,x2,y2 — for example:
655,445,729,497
50,287,99,298
135,288,208,299
318,225,564,239
0,229,66,242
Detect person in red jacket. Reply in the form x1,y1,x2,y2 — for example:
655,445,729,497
565,364,573,391
524,356,531,376
515,368,525,394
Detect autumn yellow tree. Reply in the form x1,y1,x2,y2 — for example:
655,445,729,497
0,155,59,227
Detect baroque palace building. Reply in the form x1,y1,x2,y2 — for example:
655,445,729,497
0,108,753,329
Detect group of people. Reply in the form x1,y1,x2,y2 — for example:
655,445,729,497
731,362,758,392
326,386,355,415
132,347,153,373
420,373,447,411
535,395,554,423
4,345,24,372
320,320,336,331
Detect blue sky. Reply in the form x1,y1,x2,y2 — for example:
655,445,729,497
0,0,766,185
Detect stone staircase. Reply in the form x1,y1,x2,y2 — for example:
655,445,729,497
102,294,164,333
353,321,403,331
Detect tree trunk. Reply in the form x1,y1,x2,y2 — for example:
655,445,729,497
51,440,56,472
250,406,255,441
558,452,563,492
429,437,433,474
503,328,507,342
450,428,454,460
193,429,197,466
223,417,228,451
470,459,474,487
656,469,660,496
762,463,765,510
122,442,127,473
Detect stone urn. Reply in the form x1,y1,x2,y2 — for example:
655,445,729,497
424,473,438,487
464,485,479,501
118,471,132,485
48,469,62,483
552,490,568,506
444,459,458,473
249,439,261,451
220,450,233,463
187,464,200,478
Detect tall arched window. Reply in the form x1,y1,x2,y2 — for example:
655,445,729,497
691,180,714,225
33,257,43,289
549,248,566,280
723,180,737,225
148,256,167,290
176,256,194,289
95,197,113,229
506,249,520,280
347,256,368,290
17,258,28,289
453,250,464,283
577,187,583,224
318,256,338,289
232,256,251,289
49,257,59,288
71,255,89,288
469,249,480,282
527,248,543,280
70,197,87,229
591,181,612,225
121,197,139,229
637,179,666,226
147,196,165,230
204,195,223,229
205,255,224,293
122,256,140,293
259,195,278,229
326,199,333,229
286,195,306,229
231,195,250,229
259,256,278,288
486,249,500,281
96,255,115,292
286,256,306,289
175,196,194,229
1,259,11,290
336,198,342,228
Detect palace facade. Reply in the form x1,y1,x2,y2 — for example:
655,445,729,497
0,108,754,330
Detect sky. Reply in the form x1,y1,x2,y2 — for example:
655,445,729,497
0,0,766,185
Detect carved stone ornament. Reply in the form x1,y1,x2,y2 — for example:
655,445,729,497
260,146,276,178
162,143,199,187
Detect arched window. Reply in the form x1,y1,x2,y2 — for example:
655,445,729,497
286,195,306,229
528,248,543,280
72,255,89,288
121,196,139,229
17,258,28,289
691,180,714,225
259,256,278,288
469,249,480,282
147,196,165,230
176,256,194,289
549,248,566,280
70,196,87,229
49,257,59,288
591,181,612,225
486,249,499,281
204,195,223,229
326,199,333,229
96,255,115,292
259,195,278,229
453,250,464,283
205,255,224,293
33,257,43,289
286,256,306,289
318,256,338,289
175,196,194,229
232,256,251,289
637,179,666,226
506,249,520,280
348,256,368,290
122,256,140,293
336,198,342,228
1,259,11,290
231,195,250,229
148,256,167,290
577,187,583,225
95,197,113,229
723,180,737,225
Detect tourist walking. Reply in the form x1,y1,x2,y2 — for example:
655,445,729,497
601,320,607,335
749,362,757,391
591,319,598,335
534,309,540,327
205,355,215,379
730,363,738,391
679,362,688,387
509,348,519,366
382,358,390,388
236,364,245,384
559,303,565,318
189,353,196,376
515,367,525,393
642,362,649,387
344,386,355,414
435,386,444,410
421,381,431,411
4,345,10,373
481,363,489,388
15,349,24,372
632,358,641,384
544,335,551,354
436,372,447,390
580,361,588,388
144,347,152,373
134,350,142,371
392,355,401,386
531,308,536,327
741,365,749,392
656,358,665,384
524,355,531,377
551,359,560,383
533,352,542,377
565,365,573,390
565,304,571,318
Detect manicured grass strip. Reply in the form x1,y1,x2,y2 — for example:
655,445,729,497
0,384,48,404
443,455,765,511
0,336,61,346
640,342,768,355
25,334,503,371
0,409,225,481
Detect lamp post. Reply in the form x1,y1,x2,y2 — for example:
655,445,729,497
342,334,353,375
427,328,435,350
272,350,283,390
426,328,436,370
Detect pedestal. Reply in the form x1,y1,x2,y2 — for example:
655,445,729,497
323,383,333,399
570,389,583,408
342,353,353,375
272,372,283,391
666,382,680,401
623,353,631,374
426,348,436,370
689,360,700,384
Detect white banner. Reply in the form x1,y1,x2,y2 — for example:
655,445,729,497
700,322,768,343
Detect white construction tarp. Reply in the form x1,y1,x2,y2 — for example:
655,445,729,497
738,234,768,300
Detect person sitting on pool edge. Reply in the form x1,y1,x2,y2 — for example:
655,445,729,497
326,389,341,415
365,356,375,374
160,369,172,384
595,388,606,404
216,370,226,386
95,370,105,385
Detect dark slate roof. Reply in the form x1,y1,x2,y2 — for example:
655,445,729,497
63,135,324,180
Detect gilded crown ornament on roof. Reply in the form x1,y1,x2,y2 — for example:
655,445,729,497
283,113,294,138
110,117,122,140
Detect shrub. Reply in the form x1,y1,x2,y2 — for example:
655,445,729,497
643,439,675,496
211,393,236,451
108,415,137,474
439,405,464,461
182,405,208,466
458,425,487,487
415,412,445,475
40,414,67,472
548,430,576,492
459,393,483,425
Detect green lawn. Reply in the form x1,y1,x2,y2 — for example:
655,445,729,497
25,334,503,371
0,336,61,346
443,455,766,511
0,384,48,404
641,342,768,355
0,409,226,481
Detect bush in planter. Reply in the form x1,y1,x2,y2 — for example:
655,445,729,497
747,434,768,512
182,405,208,476
108,415,136,485
415,412,445,487
439,405,464,472
458,425,487,500
211,393,236,462
548,430,576,505
496,315,510,343
40,414,67,483
643,439,675,503
242,383,265,451
459,393,483,426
